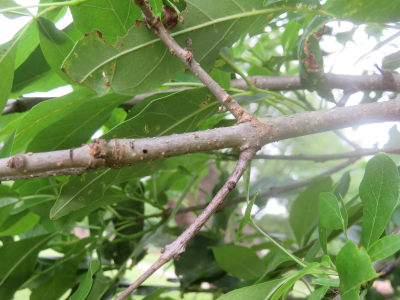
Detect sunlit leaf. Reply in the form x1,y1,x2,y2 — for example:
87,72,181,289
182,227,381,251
360,153,400,250
69,260,101,300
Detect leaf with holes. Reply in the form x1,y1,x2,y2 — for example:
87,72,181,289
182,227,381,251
298,16,334,102
62,0,283,96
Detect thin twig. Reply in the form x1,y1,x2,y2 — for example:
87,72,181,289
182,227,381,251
115,149,256,300
217,146,400,162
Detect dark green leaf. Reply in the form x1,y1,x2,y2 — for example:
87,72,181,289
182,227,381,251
0,210,40,236
69,260,101,300
50,161,163,220
360,153,400,250
0,234,54,300
368,234,400,262
212,245,265,280
0,38,18,112
298,16,334,102
63,1,279,96
318,192,344,230
265,250,292,273
0,203,16,229
175,234,225,290
289,177,332,246
102,88,218,139
336,240,377,300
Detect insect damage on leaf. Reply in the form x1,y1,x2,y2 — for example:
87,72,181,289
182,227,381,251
162,5,184,30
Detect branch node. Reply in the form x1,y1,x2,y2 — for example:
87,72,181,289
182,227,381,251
6,155,24,171
227,181,236,190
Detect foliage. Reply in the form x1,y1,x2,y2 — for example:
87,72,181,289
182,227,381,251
1,0,400,300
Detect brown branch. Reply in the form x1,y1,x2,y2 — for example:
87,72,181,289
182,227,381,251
231,74,400,93
115,149,255,300
4,74,400,116
133,0,252,123
1,100,400,181
219,146,400,162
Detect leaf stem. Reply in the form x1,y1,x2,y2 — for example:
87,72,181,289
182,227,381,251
250,220,307,267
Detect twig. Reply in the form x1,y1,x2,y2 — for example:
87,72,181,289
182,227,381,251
217,146,400,162
4,74,400,116
115,149,255,300
133,0,253,123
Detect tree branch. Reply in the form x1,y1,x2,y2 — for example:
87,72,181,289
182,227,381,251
115,149,255,300
231,74,400,93
4,73,400,116
1,100,400,181
219,146,400,162
133,0,252,123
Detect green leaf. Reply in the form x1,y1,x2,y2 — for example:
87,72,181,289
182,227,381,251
62,1,280,96
308,286,329,300
11,88,95,153
368,234,400,262
69,260,101,300
0,0,32,19
264,0,320,7
26,92,130,152
326,0,400,23
265,250,292,273
70,0,142,44
318,192,344,230
340,194,349,238
212,245,265,280
102,88,218,139
37,17,79,85
298,16,334,102
236,193,258,243
311,277,340,287
14,23,39,69
0,234,54,300
382,50,400,70
321,254,330,268
289,177,332,246
0,211,40,236
142,287,169,300
50,160,163,220
337,240,377,300
0,37,19,112
30,243,87,300
0,203,16,229
334,171,351,201
216,277,286,300
360,153,400,250
270,263,320,300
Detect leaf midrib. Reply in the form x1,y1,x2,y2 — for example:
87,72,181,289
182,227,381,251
77,6,315,82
